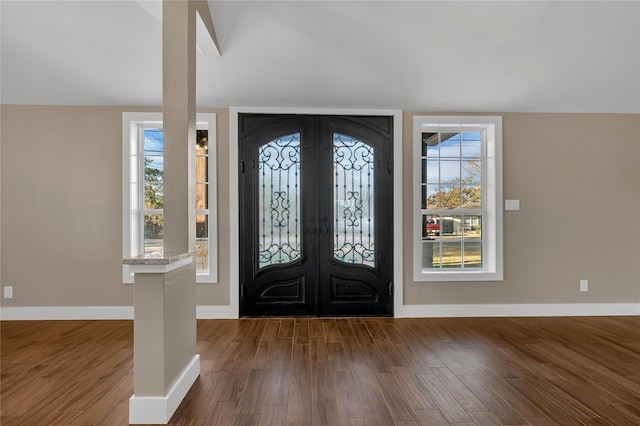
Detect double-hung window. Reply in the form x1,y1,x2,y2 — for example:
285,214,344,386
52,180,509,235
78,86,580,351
413,116,502,281
123,112,217,283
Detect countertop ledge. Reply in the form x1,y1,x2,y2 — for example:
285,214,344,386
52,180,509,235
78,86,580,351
123,251,195,266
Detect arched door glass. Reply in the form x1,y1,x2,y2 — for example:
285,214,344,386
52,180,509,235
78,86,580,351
258,133,302,269
333,133,375,267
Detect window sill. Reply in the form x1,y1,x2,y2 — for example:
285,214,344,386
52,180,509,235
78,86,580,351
123,251,194,274
415,270,503,282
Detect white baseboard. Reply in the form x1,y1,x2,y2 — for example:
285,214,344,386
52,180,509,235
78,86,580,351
0,305,238,320
1,303,638,321
196,305,238,319
396,303,640,318
129,354,200,424
0,306,135,320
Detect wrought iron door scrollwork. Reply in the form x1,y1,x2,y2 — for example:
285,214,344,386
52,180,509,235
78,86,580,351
333,133,375,267
258,133,301,268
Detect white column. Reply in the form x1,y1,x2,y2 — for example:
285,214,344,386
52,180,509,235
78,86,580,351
127,1,200,423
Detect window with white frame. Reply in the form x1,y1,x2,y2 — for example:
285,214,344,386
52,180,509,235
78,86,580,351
413,116,502,281
122,112,217,283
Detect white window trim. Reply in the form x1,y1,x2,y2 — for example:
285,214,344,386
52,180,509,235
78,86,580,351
413,115,503,282
122,112,218,284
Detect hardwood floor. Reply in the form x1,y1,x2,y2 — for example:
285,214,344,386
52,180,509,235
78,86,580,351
2,316,640,425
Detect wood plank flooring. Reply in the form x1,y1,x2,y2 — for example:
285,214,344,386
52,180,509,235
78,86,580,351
2,316,640,425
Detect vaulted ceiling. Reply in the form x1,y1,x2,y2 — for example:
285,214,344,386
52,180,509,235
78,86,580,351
1,1,639,112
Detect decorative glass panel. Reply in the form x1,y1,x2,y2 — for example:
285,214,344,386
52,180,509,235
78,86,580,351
333,133,375,267
258,133,301,268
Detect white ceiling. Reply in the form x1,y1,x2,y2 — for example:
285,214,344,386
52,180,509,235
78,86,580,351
1,0,639,112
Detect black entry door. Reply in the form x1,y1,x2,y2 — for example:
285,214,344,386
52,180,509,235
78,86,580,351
239,114,393,317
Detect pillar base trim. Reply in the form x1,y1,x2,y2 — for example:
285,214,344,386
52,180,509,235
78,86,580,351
129,354,200,424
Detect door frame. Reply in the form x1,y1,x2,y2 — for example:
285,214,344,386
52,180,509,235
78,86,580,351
229,107,403,317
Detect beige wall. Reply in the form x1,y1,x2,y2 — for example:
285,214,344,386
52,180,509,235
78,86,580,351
0,105,229,307
1,106,639,308
403,112,640,304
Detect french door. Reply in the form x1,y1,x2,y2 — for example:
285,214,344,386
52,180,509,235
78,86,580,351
239,114,393,317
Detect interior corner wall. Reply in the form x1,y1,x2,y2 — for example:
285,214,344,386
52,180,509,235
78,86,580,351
0,105,230,308
402,112,640,305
